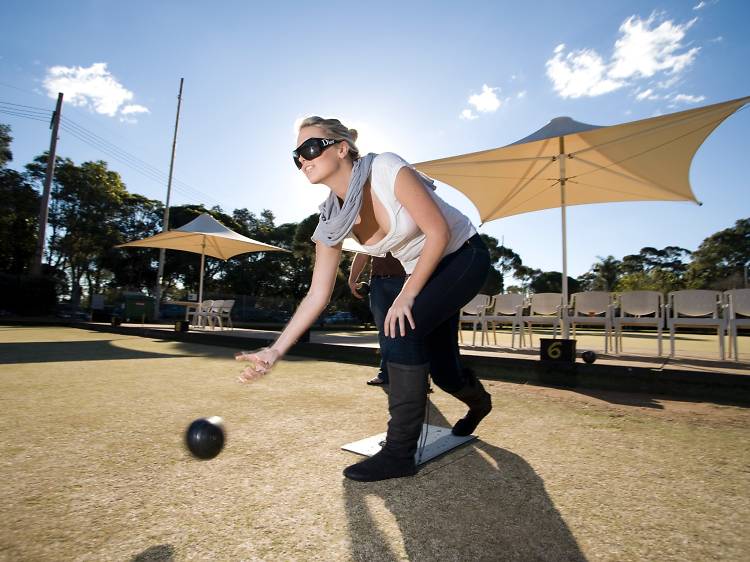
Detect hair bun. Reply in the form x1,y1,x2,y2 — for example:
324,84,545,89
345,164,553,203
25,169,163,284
348,128,358,142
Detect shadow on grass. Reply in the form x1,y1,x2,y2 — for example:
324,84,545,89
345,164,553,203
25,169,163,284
0,340,201,364
570,387,666,409
343,401,586,561
131,544,175,561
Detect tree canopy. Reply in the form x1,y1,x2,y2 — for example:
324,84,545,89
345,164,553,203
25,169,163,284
0,121,747,315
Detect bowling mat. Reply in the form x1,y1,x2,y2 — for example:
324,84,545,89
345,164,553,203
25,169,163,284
341,424,476,465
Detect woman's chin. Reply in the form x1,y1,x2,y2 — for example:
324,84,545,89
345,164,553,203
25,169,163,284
305,172,323,185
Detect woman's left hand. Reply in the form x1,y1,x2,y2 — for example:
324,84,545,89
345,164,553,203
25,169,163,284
384,293,416,337
235,347,279,383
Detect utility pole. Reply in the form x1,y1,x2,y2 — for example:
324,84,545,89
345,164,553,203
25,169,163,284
31,92,63,277
154,78,184,318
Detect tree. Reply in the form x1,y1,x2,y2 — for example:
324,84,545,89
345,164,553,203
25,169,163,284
0,124,13,168
584,255,622,291
685,218,750,289
615,269,684,294
221,209,298,300
27,156,132,305
613,246,691,294
529,271,580,294
478,234,524,294
515,265,541,292
100,193,163,294
621,246,691,275
0,168,39,274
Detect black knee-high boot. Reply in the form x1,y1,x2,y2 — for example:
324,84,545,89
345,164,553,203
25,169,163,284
450,369,492,436
343,362,429,482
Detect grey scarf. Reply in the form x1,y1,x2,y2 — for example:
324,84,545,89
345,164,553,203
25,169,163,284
312,153,376,247
311,153,436,247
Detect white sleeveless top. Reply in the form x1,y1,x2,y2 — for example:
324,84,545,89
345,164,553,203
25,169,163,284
343,152,476,274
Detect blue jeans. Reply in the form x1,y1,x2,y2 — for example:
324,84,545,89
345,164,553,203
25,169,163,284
380,234,491,393
369,276,406,383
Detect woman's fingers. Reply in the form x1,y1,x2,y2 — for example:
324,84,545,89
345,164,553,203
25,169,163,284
237,363,267,383
405,308,416,331
384,305,417,338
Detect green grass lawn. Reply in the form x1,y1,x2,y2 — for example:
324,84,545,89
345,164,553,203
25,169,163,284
1,326,748,561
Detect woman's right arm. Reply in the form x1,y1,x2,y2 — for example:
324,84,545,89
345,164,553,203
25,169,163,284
237,240,342,380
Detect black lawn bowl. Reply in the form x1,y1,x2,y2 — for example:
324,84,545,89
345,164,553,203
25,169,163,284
185,417,225,460
356,282,371,297
581,351,597,364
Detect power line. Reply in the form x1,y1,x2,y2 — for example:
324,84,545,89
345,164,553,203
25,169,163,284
0,108,52,123
59,116,225,206
0,100,52,114
1,96,229,208
59,122,211,202
57,119,224,206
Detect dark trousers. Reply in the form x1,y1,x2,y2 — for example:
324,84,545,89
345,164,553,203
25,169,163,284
381,234,491,393
370,275,406,383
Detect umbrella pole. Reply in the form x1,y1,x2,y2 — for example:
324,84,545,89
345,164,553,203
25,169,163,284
559,137,570,338
198,238,206,304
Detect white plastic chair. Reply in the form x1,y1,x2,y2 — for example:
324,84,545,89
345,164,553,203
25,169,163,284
614,291,664,356
568,292,615,353
216,299,235,330
666,290,726,360
187,299,213,327
522,293,563,347
196,299,224,330
459,294,491,347
483,293,525,348
725,289,750,362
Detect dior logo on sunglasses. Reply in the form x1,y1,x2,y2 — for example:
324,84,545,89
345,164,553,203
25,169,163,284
293,138,341,169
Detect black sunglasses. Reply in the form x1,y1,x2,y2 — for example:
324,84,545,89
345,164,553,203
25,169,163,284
293,137,341,169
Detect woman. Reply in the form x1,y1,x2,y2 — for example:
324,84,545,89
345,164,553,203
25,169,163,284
237,117,492,482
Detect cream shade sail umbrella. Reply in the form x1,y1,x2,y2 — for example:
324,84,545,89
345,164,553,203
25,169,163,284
118,212,289,303
415,95,749,335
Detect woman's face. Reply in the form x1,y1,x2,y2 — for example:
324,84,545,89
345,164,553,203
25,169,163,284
295,125,346,184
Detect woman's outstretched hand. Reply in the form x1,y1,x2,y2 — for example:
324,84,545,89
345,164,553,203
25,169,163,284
235,347,279,383
384,293,416,337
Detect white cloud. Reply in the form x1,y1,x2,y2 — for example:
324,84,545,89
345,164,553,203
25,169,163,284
468,84,502,113
671,93,706,104
119,104,150,124
635,88,660,101
458,84,501,121
43,62,149,121
546,47,624,98
517,90,527,99
546,13,701,100
609,14,700,80
121,104,149,115
693,0,717,10
657,74,681,90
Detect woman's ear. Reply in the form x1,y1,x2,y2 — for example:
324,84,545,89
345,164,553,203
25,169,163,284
338,142,349,160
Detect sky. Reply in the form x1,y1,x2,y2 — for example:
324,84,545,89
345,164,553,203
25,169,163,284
1,0,749,282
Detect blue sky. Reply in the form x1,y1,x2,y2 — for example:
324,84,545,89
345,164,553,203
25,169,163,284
1,0,748,281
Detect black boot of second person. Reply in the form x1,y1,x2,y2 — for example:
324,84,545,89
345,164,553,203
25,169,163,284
450,369,492,436
343,362,429,482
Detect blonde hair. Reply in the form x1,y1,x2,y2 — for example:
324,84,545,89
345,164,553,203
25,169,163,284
298,116,360,161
